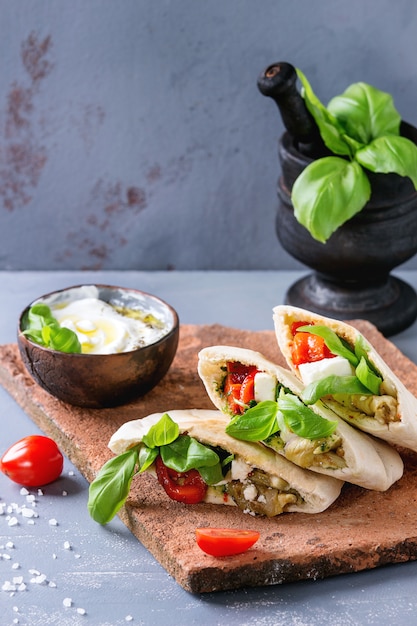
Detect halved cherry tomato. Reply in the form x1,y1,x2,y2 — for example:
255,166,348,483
155,455,207,504
0,435,64,487
195,527,260,557
227,362,257,384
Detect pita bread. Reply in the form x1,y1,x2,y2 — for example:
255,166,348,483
109,409,343,515
198,346,403,491
273,305,417,452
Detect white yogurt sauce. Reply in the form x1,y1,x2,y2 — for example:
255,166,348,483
49,296,165,355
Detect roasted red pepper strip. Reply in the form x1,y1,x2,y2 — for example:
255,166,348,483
155,455,207,504
290,320,335,366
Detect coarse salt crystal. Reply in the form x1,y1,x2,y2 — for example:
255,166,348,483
21,508,37,518
63,541,71,550
77,608,86,615
63,597,72,607
2,581,16,591
6,541,15,549
19,488,29,496
49,518,58,526
8,517,19,527
31,574,47,585
125,616,133,622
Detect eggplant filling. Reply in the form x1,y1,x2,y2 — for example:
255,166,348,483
225,467,302,517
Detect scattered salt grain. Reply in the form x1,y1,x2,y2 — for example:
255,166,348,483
2,581,16,591
21,507,37,518
125,616,133,622
2,553,12,560
8,517,19,527
62,491,68,496
37,489,44,496
77,608,86,615
30,574,47,585
48,581,57,588
12,563,20,570
63,541,71,550
63,597,72,607
49,518,58,526
68,471,75,476
19,488,29,496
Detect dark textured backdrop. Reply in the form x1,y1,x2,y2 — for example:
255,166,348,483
1,0,416,270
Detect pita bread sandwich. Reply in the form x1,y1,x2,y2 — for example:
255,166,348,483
198,346,403,491
273,304,417,452
88,409,343,524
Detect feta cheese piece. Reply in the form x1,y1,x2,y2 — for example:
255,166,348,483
298,356,355,386
230,457,252,481
254,372,276,402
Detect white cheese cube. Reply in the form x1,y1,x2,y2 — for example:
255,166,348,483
298,356,355,386
254,372,276,402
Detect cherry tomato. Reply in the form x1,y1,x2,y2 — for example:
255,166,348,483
195,528,260,557
155,455,207,504
0,435,64,487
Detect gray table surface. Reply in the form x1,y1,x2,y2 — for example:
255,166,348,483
2,270,417,626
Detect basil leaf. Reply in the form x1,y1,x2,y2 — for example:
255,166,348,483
356,136,417,189
142,413,179,448
278,393,338,439
296,324,359,366
225,400,279,442
301,375,372,405
356,356,382,395
354,335,370,362
26,303,58,329
138,445,159,473
296,68,352,157
48,326,82,353
327,82,401,144
22,304,82,354
161,435,220,473
88,447,139,524
292,157,371,243
198,462,224,486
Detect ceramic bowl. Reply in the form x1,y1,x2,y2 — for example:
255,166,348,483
17,284,179,408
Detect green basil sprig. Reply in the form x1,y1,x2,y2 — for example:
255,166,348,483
293,69,417,243
297,325,359,366
225,393,337,443
22,303,82,354
301,375,372,405
296,325,382,397
88,413,225,524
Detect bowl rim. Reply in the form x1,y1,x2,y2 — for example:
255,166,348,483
17,283,180,358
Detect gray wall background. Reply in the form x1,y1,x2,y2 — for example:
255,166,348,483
1,0,417,271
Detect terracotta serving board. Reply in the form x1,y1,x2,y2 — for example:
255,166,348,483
1,322,417,594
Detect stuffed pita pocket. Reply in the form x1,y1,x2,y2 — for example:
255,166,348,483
88,409,343,523
198,346,403,491
273,304,417,452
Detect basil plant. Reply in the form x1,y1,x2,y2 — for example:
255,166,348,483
292,69,417,243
